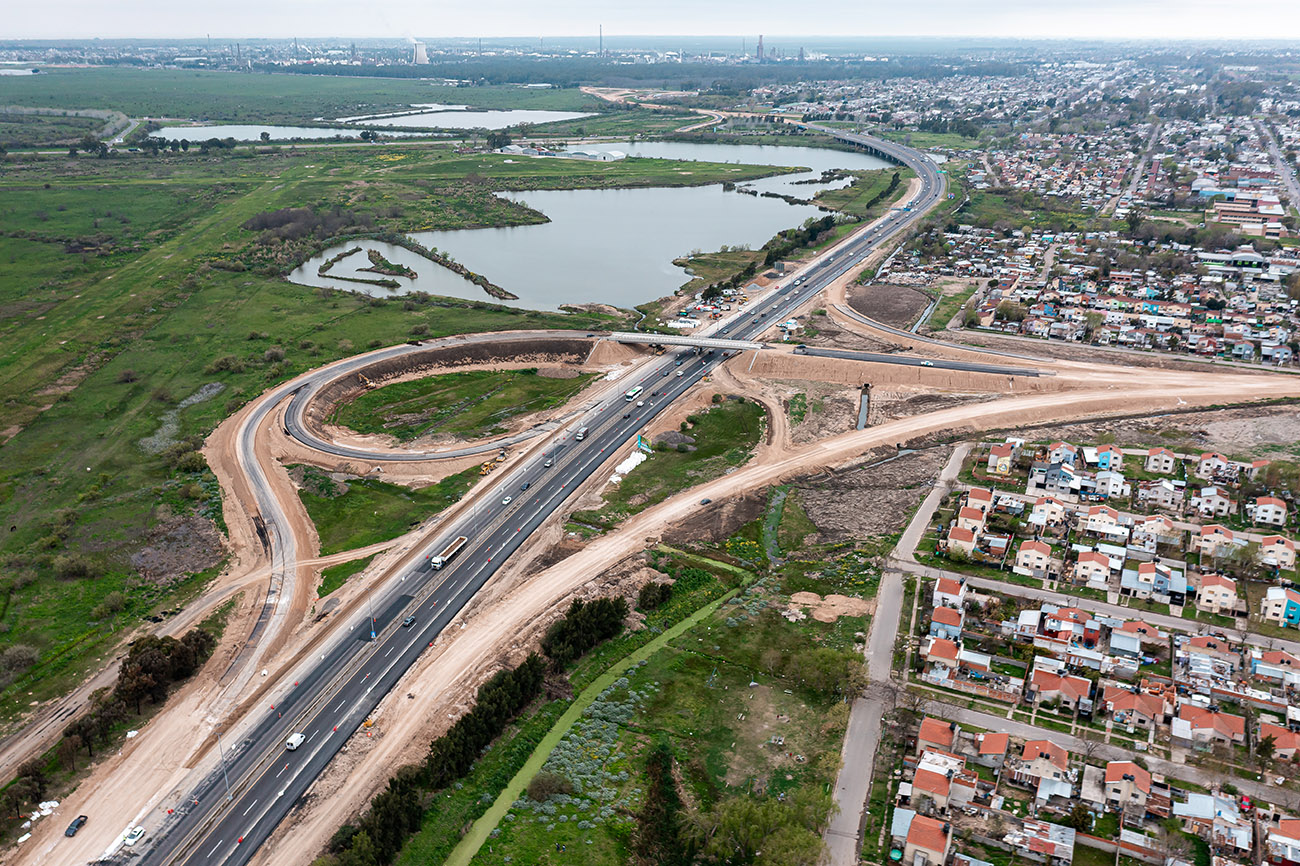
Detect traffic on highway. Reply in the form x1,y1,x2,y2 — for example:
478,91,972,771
135,129,947,866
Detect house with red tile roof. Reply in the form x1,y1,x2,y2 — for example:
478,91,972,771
904,815,951,866
1259,722,1300,760
917,717,958,754
1174,704,1246,745
1105,760,1152,814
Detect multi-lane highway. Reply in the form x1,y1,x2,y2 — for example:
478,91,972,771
135,130,947,866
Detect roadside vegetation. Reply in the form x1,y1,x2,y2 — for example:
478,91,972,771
333,368,597,442
295,466,479,555
318,554,377,598
572,396,765,530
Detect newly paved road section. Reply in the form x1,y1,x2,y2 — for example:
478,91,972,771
138,130,946,866
795,345,1042,377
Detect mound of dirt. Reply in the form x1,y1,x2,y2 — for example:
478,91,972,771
793,447,949,543
654,431,697,447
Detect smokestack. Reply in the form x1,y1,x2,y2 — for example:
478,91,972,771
599,24,603,57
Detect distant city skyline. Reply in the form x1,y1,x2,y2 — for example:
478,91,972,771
6,0,1299,43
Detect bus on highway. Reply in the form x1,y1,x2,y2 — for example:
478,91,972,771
624,385,644,402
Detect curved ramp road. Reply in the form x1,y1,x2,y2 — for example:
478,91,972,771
129,131,947,866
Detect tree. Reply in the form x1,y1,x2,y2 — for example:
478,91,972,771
259,131,271,143
1061,802,1094,832
1258,734,1278,769
57,735,81,772
485,131,511,150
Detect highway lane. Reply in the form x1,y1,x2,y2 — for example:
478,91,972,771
794,344,1043,377
134,130,945,866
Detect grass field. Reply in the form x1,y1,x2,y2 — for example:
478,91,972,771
673,247,765,292
571,397,765,529
0,112,106,147
813,166,915,218
295,466,478,556
0,69,601,124
332,368,598,441
317,554,377,598
466,553,854,866
876,130,984,150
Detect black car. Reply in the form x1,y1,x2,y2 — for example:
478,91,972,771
66,815,88,837
521,481,532,491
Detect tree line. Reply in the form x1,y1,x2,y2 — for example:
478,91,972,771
539,596,629,668
322,594,632,866
1,629,216,824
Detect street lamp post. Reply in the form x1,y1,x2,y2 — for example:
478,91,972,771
216,730,232,801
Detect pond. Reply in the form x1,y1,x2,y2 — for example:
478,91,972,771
289,141,894,310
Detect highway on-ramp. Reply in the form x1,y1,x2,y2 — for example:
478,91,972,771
132,130,946,866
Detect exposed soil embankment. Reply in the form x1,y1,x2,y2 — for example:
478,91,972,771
304,337,596,441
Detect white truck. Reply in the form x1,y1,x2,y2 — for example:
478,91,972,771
429,535,468,570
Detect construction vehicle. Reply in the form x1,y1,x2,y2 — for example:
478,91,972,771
429,536,468,570
357,372,377,390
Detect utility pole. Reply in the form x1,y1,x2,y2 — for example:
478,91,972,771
216,731,232,801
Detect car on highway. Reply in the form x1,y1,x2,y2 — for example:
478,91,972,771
521,482,531,491
623,411,631,418
675,360,682,366
676,370,684,377
402,616,416,628
286,733,305,751
501,496,512,505
921,360,934,367
124,826,146,847
543,458,553,468
66,815,88,837
636,400,645,407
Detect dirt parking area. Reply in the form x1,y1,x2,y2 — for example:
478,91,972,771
848,282,931,329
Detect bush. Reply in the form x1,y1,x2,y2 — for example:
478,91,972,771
52,553,97,580
116,369,139,383
204,355,245,374
409,323,429,336
174,451,208,473
526,771,574,801
638,581,673,611
263,347,286,363
0,644,39,676
91,591,127,620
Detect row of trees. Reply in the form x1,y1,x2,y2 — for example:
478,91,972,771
326,655,547,866
540,597,629,668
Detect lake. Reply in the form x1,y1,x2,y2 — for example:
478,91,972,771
152,124,428,141
289,140,894,309
356,108,594,130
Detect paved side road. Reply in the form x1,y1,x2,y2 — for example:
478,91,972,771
824,444,971,866
924,702,1299,811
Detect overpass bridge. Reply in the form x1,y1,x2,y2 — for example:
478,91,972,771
608,331,764,351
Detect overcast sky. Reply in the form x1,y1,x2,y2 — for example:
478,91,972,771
9,0,1299,42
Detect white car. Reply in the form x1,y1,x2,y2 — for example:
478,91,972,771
501,496,513,505
921,360,934,367
286,732,306,751
124,827,146,847
676,370,684,377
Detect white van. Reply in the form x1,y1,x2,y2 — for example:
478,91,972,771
286,733,306,751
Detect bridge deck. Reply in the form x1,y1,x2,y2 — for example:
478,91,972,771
609,331,764,351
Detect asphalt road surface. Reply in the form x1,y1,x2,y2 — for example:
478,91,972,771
794,344,1042,377
135,130,947,866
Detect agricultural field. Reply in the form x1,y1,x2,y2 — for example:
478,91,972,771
0,68,601,125
332,368,598,441
0,138,787,719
